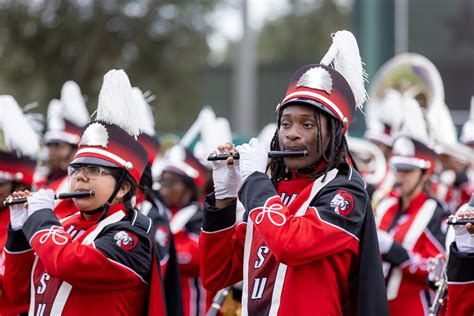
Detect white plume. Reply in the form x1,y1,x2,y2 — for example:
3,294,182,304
132,87,155,136
257,123,278,152
97,69,141,138
47,99,65,131
0,95,40,157
201,117,232,154
320,30,368,110
460,96,474,144
61,81,90,127
297,67,333,94
180,106,216,147
380,90,404,135
195,116,233,169
396,97,430,145
426,101,457,146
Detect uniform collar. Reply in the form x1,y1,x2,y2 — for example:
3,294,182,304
81,202,128,221
402,191,428,213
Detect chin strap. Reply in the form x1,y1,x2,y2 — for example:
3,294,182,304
96,168,130,223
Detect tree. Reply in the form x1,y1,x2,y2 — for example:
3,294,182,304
0,0,218,132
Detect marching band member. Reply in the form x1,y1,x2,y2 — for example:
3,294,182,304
158,155,209,316
0,95,40,315
133,86,184,315
35,81,90,218
200,30,389,315
3,70,165,315
375,98,449,315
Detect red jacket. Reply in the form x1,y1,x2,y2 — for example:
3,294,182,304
170,202,210,316
0,207,29,315
445,243,474,315
3,203,165,315
375,191,449,315
200,165,388,316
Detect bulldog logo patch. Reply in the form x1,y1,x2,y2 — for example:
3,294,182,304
330,190,354,216
114,231,138,251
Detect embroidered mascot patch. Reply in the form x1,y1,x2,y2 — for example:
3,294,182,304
330,190,354,216
114,231,138,251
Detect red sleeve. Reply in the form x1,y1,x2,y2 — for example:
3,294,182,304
22,209,151,291
200,196,245,291
174,230,200,276
446,283,474,315
384,208,447,284
240,172,363,266
445,243,474,316
3,228,35,305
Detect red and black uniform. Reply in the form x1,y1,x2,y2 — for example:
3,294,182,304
3,202,165,315
200,164,388,315
170,202,210,316
139,189,184,316
445,242,474,315
431,172,474,213
375,190,449,315
0,206,29,315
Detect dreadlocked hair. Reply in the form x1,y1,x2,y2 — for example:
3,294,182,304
268,107,358,188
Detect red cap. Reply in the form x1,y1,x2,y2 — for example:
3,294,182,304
277,64,356,131
71,122,148,183
389,136,437,173
0,152,36,185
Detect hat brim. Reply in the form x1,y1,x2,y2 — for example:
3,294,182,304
69,156,120,168
279,98,336,119
389,156,430,171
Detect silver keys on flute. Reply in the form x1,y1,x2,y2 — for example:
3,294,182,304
447,214,474,226
207,150,309,161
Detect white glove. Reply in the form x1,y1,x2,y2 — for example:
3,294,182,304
454,225,474,253
212,157,241,200
9,200,28,230
377,229,394,254
236,138,268,181
454,204,474,253
27,189,55,218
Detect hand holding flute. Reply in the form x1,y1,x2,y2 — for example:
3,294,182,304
447,195,474,234
210,139,310,207
6,189,95,230
4,190,95,207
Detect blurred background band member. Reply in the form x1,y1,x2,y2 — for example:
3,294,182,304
35,81,90,218
132,86,184,316
0,95,40,315
200,30,389,315
3,70,166,315
158,159,211,316
374,100,449,315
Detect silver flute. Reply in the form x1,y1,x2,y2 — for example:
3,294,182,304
207,150,309,161
3,191,95,207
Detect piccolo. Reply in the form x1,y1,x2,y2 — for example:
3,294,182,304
3,191,95,207
207,150,309,161
447,215,474,226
